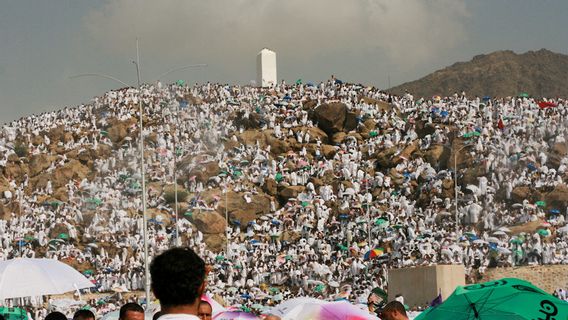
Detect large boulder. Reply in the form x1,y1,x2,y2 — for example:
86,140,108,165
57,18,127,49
511,186,532,203
291,126,329,144
359,97,393,113
229,210,257,227
233,110,263,130
106,118,136,144
344,112,359,132
203,234,226,252
189,161,220,183
311,103,347,136
51,159,90,189
424,144,449,169
548,142,568,167
192,212,227,234
331,132,348,145
214,190,273,218
321,144,338,159
375,146,398,169
29,154,56,177
544,184,568,208
263,178,278,196
278,185,306,202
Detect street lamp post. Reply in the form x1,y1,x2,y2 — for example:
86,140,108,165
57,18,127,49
132,38,151,307
453,143,474,230
69,69,151,305
70,42,206,306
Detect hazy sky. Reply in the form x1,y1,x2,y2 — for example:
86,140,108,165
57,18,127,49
1,0,567,123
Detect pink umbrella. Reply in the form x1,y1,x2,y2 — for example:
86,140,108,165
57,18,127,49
270,297,377,320
213,311,259,320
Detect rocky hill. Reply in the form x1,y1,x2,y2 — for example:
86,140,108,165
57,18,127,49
389,49,568,98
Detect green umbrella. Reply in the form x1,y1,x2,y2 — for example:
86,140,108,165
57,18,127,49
314,284,326,293
537,229,550,237
371,287,388,300
462,131,481,138
374,218,389,227
536,201,546,207
519,92,529,98
369,131,378,137
176,79,185,86
509,238,523,245
415,278,568,320
57,233,69,240
275,172,283,182
295,79,302,85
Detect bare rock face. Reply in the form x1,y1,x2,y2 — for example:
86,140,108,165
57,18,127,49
203,234,226,252
213,189,273,222
390,49,568,98
229,210,257,227
192,212,227,234
50,159,91,190
375,147,398,169
278,185,306,203
545,184,568,209
510,186,539,203
189,161,220,183
263,178,278,197
312,103,347,136
424,144,449,169
106,118,137,144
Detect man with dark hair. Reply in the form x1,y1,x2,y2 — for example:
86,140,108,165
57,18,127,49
45,311,68,320
379,301,409,320
73,309,95,320
150,247,206,319
119,302,145,320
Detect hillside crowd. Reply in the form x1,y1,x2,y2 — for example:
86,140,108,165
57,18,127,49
0,78,567,316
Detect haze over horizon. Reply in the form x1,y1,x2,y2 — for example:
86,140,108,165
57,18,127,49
1,0,568,122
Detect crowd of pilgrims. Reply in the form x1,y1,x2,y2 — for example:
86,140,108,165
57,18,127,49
0,78,567,313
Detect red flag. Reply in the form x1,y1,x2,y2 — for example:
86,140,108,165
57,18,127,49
498,117,505,130
538,101,557,109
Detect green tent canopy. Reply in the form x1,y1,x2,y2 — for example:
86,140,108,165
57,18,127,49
462,131,481,138
416,278,568,320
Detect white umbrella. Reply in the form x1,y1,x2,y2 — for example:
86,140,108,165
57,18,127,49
492,230,507,236
557,225,568,234
498,227,511,233
497,247,512,255
0,258,94,299
487,237,501,243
